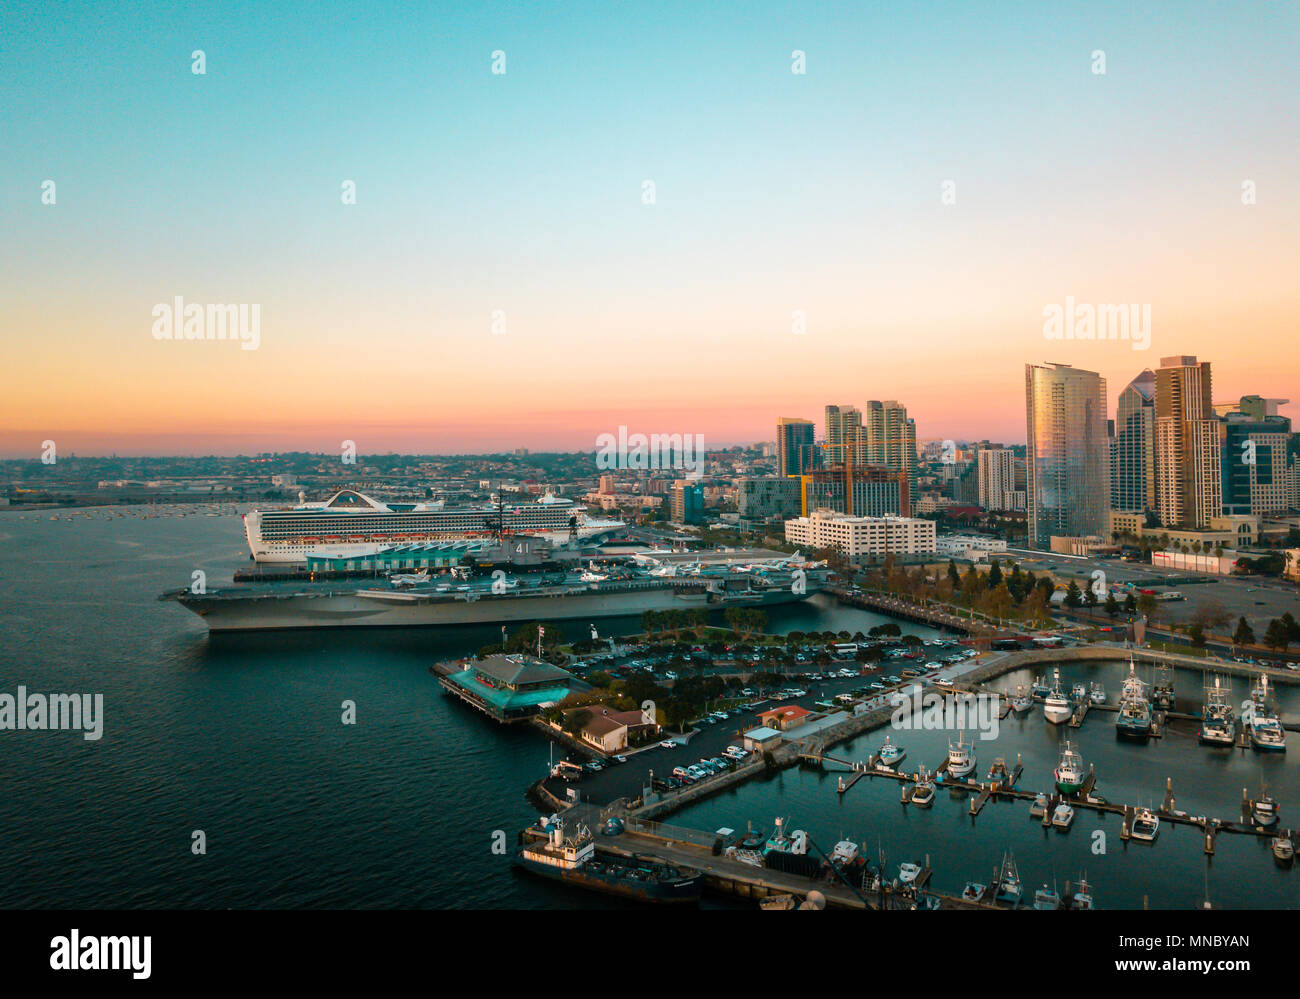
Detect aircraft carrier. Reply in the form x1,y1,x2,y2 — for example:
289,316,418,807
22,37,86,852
163,547,830,633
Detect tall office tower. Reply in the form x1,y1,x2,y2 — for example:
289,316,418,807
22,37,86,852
1112,369,1156,513
776,417,816,478
1220,412,1293,516
976,447,1016,511
824,405,862,465
1025,363,1110,550
1154,356,1222,528
862,400,918,493
670,479,704,525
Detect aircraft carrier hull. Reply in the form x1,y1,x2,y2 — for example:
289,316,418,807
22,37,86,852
170,579,824,633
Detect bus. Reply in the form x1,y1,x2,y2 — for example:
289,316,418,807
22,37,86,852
832,643,858,659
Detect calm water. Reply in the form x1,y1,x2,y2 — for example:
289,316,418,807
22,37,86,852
671,659,1300,909
0,507,927,908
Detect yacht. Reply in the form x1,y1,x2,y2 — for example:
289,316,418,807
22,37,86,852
1054,742,1086,795
994,853,1022,906
1042,669,1073,724
1115,659,1153,739
1199,675,1236,746
1130,808,1160,842
1088,682,1107,705
947,732,976,778
877,736,906,767
1010,684,1033,713
1247,675,1287,752
1051,803,1075,829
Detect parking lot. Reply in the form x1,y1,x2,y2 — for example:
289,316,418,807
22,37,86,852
540,638,979,806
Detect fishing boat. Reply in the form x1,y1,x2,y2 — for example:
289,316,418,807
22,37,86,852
947,732,976,778
1089,682,1107,705
897,862,922,886
1252,791,1280,828
1071,682,1087,702
994,853,1022,906
829,840,860,867
1032,884,1061,910
1010,684,1033,713
1152,664,1176,711
961,881,987,903
1070,876,1095,910
1272,836,1294,865
1030,675,1051,698
1130,807,1160,842
1042,668,1072,724
763,817,808,856
1115,658,1153,739
1248,675,1287,752
1051,803,1075,829
910,768,936,807
515,819,701,903
1199,675,1236,746
987,757,1008,782
877,735,905,767
736,827,766,850
1054,742,1086,795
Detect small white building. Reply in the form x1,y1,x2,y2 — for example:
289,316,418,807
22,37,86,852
784,509,937,557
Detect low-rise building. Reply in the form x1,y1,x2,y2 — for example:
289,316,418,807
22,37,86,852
784,509,936,558
439,653,574,723
757,704,813,731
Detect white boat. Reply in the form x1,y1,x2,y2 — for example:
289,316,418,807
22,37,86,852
1130,807,1160,842
1042,668,1072,724
1199,675,1236,746
1248,675,1287,752
1055,742,1086,795
961,881,987,903
1272,837,1294,865
1029,792,1049,818
910,769,936,807
1252,792,1280,828
1071,682,1087,702
1089,683,1107,705
897,862,922,886
1051,803,1075,829
1032,884,1061,910
830,840,860,866
1010,684,1033,713
877,736,905,767
947,732,976,778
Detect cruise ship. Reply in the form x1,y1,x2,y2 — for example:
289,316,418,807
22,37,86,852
243,489,625,563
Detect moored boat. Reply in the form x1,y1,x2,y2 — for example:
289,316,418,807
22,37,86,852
1247,675,1287,752
1199,675,1236,746
1032,884,1061,910
994,852,1022,906
947,731,976,778
516,819,701,903
910,768,936,807
1130,807,1160,842
1054,741,1086,795
1152,664,1176,711
1011,684,1033,713
1051,803,1075,829
1272,836,1294,865
1115,658,1153,739
1042,668,1072,725
1089,682,1107,705
877,735,905,767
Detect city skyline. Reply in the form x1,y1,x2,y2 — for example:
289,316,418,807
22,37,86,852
3,2,1298,456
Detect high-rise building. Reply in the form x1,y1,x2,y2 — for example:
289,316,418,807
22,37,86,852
736,476,803,524
1154,356,1221,528
1025,362,1110,550
775,418,816,478
670,479,704,525
824,405,862,465
1220,412,1292,516
1112,369,1156,513
976,447,1016,511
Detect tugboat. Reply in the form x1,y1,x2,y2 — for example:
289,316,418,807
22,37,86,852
1011,684,1033,713
947,732,976,778
1152,664,1176,711
1115,658,1153,739
1247,675,1287,752
1055,742,1086,795
910,768,936,807
877,735,906,767
515,818,702,903
1042,669,1073,725
1199,675,1236,746
1130,807,1160,842
994,853,1023,906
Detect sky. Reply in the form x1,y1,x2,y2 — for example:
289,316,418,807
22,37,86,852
2,1,1297,456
